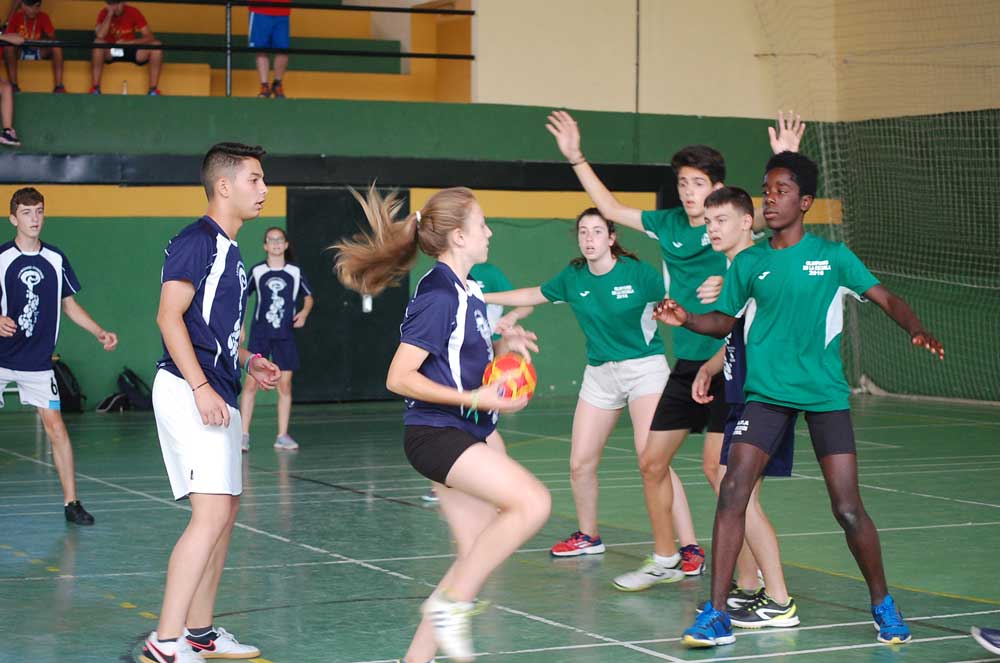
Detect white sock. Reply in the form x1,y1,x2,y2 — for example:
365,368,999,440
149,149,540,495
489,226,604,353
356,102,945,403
654,552,680,568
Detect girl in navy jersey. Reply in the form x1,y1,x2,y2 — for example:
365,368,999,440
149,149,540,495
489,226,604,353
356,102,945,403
239,226,314,451
335,186,551,663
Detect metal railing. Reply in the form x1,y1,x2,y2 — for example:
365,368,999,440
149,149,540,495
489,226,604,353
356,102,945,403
16,0,474,97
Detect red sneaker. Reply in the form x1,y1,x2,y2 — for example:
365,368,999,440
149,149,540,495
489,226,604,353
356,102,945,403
550,531,606,557
680,543,705,575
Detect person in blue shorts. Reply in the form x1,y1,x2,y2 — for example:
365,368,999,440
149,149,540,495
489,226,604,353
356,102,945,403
248,0,290,98
239,226,313,451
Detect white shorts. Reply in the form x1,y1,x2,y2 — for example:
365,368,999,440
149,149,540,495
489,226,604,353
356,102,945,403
579,354,669,410
152,369,243,501
0,367,60,410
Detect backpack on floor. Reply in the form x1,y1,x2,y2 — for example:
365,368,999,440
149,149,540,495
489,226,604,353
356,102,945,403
117,367,153,411
96,392,131,413
51,355,85,413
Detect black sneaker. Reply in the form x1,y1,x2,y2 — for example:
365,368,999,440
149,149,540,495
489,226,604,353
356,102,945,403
729,593,799,629
0,128,20,147
64,500,95,526
697,585,763,614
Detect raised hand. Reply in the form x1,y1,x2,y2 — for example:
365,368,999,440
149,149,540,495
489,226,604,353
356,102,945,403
911,332,944,360
652,298,689,327
545,110,584,163
768,110,806,154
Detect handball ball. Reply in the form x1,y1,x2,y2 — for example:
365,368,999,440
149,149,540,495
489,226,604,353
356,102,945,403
482,353,537,400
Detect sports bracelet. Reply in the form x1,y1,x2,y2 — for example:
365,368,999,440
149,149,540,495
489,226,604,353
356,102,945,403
192,381,209,392
570,156,587,166
465,389,480,424
244,353,262,374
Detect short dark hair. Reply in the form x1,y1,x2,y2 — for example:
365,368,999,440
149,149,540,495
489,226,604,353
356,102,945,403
201,142,266,198
671,145,726,184
10,187,44,215
765,151,818,197
705,186,754,218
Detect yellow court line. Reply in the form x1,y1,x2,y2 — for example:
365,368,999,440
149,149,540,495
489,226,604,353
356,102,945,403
786,561,1000,606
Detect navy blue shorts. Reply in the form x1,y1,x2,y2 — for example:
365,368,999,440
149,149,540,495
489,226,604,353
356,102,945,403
721,404,794,477
248,13,290,50
248,336,299,372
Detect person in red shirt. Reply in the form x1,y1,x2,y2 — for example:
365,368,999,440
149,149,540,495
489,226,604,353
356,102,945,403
3,0,64,93
90,1,163,95
0,32,23,147
248,0,290,98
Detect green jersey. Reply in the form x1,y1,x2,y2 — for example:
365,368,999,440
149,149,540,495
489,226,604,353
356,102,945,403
715,233,879,411
541,257,666,366
469,263,514,332
641,207,727,361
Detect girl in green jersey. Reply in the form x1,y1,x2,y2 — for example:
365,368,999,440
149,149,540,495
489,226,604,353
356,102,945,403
487,209,701,563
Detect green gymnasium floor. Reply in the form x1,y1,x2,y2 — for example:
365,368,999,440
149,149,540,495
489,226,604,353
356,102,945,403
1,395,998,662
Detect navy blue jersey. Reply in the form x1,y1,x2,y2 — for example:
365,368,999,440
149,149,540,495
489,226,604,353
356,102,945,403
400,262,497,439
246,262,311,342
723,316,748,405
156,217,249,408
0,241,80,371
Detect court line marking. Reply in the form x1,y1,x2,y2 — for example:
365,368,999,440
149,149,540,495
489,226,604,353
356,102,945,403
0,446,681,661
345,608,1000,662
5,519,999,582
792,471,1000,509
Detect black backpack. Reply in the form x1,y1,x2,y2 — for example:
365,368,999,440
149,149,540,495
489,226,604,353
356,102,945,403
117,367,153,411
51,356,85,413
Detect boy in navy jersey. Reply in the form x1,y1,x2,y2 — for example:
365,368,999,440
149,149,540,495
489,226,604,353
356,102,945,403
239,226,313,451
1,187,118,525
142,143,280,663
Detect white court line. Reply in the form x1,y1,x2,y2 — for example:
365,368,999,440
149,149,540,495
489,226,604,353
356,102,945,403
346,609,1000,663
703,635,967,661
6,520,999,582
855,439,901,449
792,471,1000,509
0,446,680,660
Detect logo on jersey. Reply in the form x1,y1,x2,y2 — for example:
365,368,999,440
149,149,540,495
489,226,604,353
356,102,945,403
758,271,771,280
579,290,590,297
17,266,44,338
611,285,635,300
265,277,287,329
803,260,831,276
732,419,749,436
723,340,735,382
228,262,248,369
473,308,494,360
671,241,683,248
701,234,711,247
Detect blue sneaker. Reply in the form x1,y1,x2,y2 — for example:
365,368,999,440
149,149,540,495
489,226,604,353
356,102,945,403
972,626,1000,655
872,595,911,644
682,601,735,648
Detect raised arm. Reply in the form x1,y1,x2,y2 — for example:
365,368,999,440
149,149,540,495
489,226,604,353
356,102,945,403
652,298,736,339
62,295,117,350
754,110,807,232
546,110,644,231
863,285,944,359
484,286,548,308
95,9,113,39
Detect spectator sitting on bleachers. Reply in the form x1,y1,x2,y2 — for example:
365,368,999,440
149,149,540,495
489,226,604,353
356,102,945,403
249,0,290,98
0,32,23,146
3,0,64,93
90,0,162,96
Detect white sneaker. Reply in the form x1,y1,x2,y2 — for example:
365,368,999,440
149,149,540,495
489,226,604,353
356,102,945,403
185,627,261,659
140,632,205,663
612,556,684,591
274,434,299,450
241,433,250,453
421,592,477,662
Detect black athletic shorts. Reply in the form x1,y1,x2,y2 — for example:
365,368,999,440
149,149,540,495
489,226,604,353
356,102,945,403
730,402,856,459
721,404,795,477
403,425,484,485
110,46,146,65
650,359,727,433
